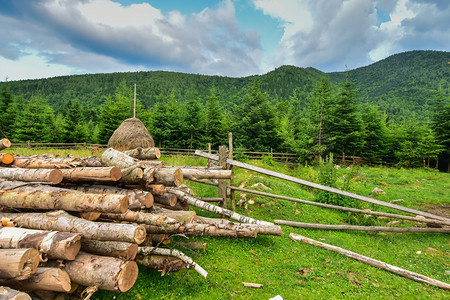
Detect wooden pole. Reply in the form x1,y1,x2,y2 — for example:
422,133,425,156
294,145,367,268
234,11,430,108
207,143,212,168
289,233,450,291
218,146,227,208
276,220,450,233
195,150,450,222
228,132,236,211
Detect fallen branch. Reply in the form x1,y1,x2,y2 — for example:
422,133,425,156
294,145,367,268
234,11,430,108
289,233,450,291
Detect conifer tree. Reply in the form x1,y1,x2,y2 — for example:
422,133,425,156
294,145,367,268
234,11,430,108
204,88,226,148
430,87,450,170
64,99,88,142
0,83,16,138
360,105,388,164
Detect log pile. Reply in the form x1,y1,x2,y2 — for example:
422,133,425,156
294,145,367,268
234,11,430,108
0,146,281,298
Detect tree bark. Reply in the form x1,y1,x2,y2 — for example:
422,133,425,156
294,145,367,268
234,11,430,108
0,227,81,260
0,167,63,184
80,156,103,167
135,254,186,274
64,184,153,209
81,239,138,260
144,184,165,196
153,192,178,207
289,233,450,291
101,148,139,169
0,190,128,213
154,201,190,211
164,168,231,180
276,220,450,233
0,248,40,280
143,222,257,238
101,210,177,226
123,147,161,160
63,252,138,292
196,216,283,236
0,153,14,165
60,167,122,182
0,139,11,151
154,168,183,186
120,166,144,184
11,156,87,169
138,247,207,279
150,207,197,223
167,188,273,226
0,211,146,244
0,286,31,300
0,268,71,293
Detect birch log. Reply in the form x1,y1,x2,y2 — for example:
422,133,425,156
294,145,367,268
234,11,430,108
0,153,14,165
0,211,146,244
0,139,11,151
11,156,87,169
0,268,71,292
123,147,161,160
0,248,40,280
143,223,257,238
136,255,186,273
0,286,31,300
167,168,232,180
64,252,138,292
0,190,128,213
0,227,81,260
196,216,283,236
0,167,63,184
80,156,103,167
289,233,450,291
154,168,183,186
81,239,138,260
101,147,139,169
101,210,177,226
154,193,178,207
167,188,273,226
60,167,122,182
151,207,197,223
138,247,207,279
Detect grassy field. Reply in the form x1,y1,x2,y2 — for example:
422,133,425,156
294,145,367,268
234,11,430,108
6,149,449,299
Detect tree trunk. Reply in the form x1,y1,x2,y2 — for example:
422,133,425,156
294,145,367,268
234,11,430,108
144,184,165,196
0,248,40,280
135,254,186,274
81,239,138,260
138,247,207,279
154,168,183,186
120,166,144,184
0,167,63,184
0,139,11,151
101,210,177,226
64,184,153,209
164,168,231,180
196,216,283,236
0,286,31,300
60,167,122,182
153,192,178,207
101,148,139,169
11,156,87,169
150,207,197,223
167,188,273,226
154,201,190,211
123,147,161,160
143,222,257,238
290,233,450,291
0,190,128,213
0,211,146,244
0,153,14,165
0,227,81,260
0,268,71,292
276,220,450,233
63,252,138,292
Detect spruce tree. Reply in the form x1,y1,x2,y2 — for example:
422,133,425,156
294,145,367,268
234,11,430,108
0,83,16,138
204,88,226,148
430,87,450,170
64,99,88,142
360,105,388,164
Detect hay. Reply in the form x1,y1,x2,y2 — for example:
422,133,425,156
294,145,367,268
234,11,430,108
108,118,155,151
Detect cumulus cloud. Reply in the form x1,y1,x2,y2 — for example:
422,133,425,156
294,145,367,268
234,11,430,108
0,0,262,79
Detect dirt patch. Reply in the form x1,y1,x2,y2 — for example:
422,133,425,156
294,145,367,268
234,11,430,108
422,204,450,219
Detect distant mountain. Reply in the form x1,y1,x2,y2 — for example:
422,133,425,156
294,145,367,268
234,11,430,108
4,50,449,119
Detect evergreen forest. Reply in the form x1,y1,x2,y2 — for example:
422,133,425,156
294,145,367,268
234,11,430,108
1,50,449,169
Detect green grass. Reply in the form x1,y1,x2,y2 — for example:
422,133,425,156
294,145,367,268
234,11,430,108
8,149,449,299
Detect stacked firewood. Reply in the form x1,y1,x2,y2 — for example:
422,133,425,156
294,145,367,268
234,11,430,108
0,141,282,299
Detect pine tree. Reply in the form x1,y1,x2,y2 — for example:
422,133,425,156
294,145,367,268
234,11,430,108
64,99,87,142
204,88,226,148
183,96,205,149
0,83,16,138
360,105,388,164
430,87,450,170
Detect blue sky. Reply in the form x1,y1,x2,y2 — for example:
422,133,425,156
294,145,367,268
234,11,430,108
0,0,449,81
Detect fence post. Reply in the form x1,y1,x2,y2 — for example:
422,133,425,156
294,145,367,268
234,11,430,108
27,141,31,149
207,143,212,168
83,142,87,149
228,132,235,211
218,145,227,209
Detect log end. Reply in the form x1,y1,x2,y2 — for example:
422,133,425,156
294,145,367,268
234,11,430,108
168,194,177,207
126,243,138,260
59,234,82,261
142,192,154,208
120,195,130,213
77,212,102,221
15,248,40,280
1,153,14,165
1,139,11,149
134,225,147,245
49,169,64,184
154,148,161,159
174,169,183,187
110,166,123,181
116,261,139,292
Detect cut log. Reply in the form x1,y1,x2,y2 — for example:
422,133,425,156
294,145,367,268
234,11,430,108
101,147,139,169
64,252,138,292
0,227,81,260
0,139,11,151
167,184,194,196
148,234,171,245
0,286,31,300
0,248,40,280
101,210,177,226
174,242,207,252
196,216,283,236
144,184,165,196
0,190,128,213
136,254,186,273
275,220,450,233
120,166,144,184
11,156,87,169
154,192,178,207
167,188,273,226
138,247,207,279
154,168,183,186
60,167,122,182
164,168,231,180
64,184,153,209
0,153,14,165
80,156,103,167
290,233,450,291
151,207,197,223
123,147,161,160
143,223,257,238
81,239,138,260
0,211,146,244
154,201,190,211
77,212,101,221
0,167,63,184
0,268,71,292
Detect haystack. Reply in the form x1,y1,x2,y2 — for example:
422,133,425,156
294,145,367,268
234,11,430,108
108,118,155,151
